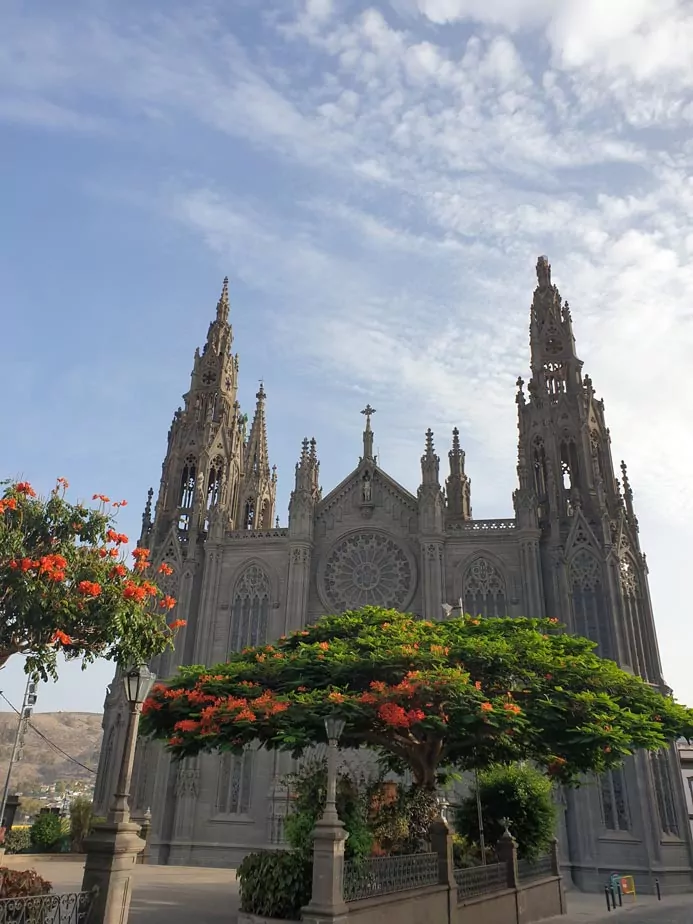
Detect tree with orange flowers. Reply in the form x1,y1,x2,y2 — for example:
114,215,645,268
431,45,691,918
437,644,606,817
0,479,183,681
141,607,693,800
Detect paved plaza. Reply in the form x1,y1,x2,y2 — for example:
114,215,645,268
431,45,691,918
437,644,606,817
2,858,238,924
4,857,693,924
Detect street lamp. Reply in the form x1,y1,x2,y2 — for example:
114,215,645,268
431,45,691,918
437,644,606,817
323,716,345,822
108,665,156,825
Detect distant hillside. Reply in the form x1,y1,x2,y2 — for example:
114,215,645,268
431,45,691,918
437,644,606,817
0,712,103,790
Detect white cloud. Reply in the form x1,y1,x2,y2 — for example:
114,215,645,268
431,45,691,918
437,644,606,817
4,0,693,699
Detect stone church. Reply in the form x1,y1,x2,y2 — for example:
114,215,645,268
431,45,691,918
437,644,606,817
94,256,693,891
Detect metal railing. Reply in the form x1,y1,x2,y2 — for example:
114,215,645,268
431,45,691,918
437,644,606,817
517,853,554,882
343,852,439,902
447,519,517,533
454,862,508,900
0,890,96,924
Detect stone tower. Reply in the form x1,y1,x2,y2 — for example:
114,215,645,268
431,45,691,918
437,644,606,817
94,278,276,825
515,255,692,889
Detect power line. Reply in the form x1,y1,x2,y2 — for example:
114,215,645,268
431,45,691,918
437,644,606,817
0,692,96,775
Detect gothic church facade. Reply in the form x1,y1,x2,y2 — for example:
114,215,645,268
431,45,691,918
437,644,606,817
94,258,693,892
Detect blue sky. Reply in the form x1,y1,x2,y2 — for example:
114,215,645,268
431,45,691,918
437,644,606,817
2,0,693,715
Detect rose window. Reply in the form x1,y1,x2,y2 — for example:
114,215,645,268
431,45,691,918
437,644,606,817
321,531,413,611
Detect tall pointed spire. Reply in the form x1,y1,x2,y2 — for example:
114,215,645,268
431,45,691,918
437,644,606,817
420,428,440,486
245,383,269,476
203,276,233,358
238,382,276,529
446,428,471,520
529,255,582,399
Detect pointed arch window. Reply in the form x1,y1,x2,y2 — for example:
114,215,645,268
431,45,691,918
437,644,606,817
532,438,548,519
600,769,630,831
178,456,197,532
650,751,679,836
243,497,256,529
620,556,651,682
543,361,566,400
216,750,254,816
207,456,224,510
463,558,507,618
569,550,611,658
260,499,271,529
230,565,270,652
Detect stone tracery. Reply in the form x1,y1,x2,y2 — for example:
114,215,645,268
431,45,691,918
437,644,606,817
321,531,413,611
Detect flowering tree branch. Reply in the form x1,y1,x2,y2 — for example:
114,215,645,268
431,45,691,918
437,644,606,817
0,479,183,681
141,607,693,789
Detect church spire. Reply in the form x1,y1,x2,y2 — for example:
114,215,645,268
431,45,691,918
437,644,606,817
238,382,276,529
202,276,233,359
529,256,582,400
446,428,472,520
420,428,440,487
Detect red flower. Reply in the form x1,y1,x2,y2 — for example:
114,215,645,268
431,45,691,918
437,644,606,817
168,619,186,630
56,477,69,489
123,581,147,603
234,707,257,723
52,630,72,646
158,563,174,576
77,580,102,597
174,719,201,733
160,595,177,610
480,702,493,713
474,681,482,690
328,691,345,703
110,564,127,578
19,558,36,572
318,641,329,650
16,482,36,497
0,498,18,514
132,547,150,560
92,494,110,503
112,500,128,508
503,702,521,715
377,703,411,728
141,581,158,597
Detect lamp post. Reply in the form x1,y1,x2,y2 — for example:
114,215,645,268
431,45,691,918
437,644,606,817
82,665,156,924
323,716,346,822
302,715,348,924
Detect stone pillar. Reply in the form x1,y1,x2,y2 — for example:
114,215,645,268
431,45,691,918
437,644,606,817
137,809,152,865
430,817,455,886
82,822,145,924
302,817,348,924
496,829,519,890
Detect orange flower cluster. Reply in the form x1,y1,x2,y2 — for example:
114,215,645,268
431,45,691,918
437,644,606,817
158,563,174,576
9,554,67,582
377,702,425,728
174,719,201,733
132,547,151,573
16,482,36,497
110,564,127,578
52,629,72,646
92,494,110,503
77,580,102,597
106,529,129,545
160,595,177,610
0,497,18,514
168,618,186,630
123,581,148,603
503,702,522,716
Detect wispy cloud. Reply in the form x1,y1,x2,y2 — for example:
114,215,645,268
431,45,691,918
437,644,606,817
3,0,693,703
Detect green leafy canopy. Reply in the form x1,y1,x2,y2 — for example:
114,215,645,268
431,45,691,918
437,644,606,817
141,606,693,787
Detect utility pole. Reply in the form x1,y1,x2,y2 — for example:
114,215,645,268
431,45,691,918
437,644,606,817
0,677,38,829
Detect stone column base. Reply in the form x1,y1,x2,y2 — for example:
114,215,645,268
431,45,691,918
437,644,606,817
81,820,145,924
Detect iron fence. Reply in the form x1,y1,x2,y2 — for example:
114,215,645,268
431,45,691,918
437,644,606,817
454,862,508,900
517,854,554,882
0,890,96,924
343,852,439,902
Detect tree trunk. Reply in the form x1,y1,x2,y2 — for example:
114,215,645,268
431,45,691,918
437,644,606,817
406,784,440,852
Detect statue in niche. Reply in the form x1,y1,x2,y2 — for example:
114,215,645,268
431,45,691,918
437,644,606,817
362,472,372,503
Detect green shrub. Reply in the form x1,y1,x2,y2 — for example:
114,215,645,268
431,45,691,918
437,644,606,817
0,866,52,898
29,813,64,851
455,764,556,861
3,827,31,854
69,797,94,852
237,850,312,920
